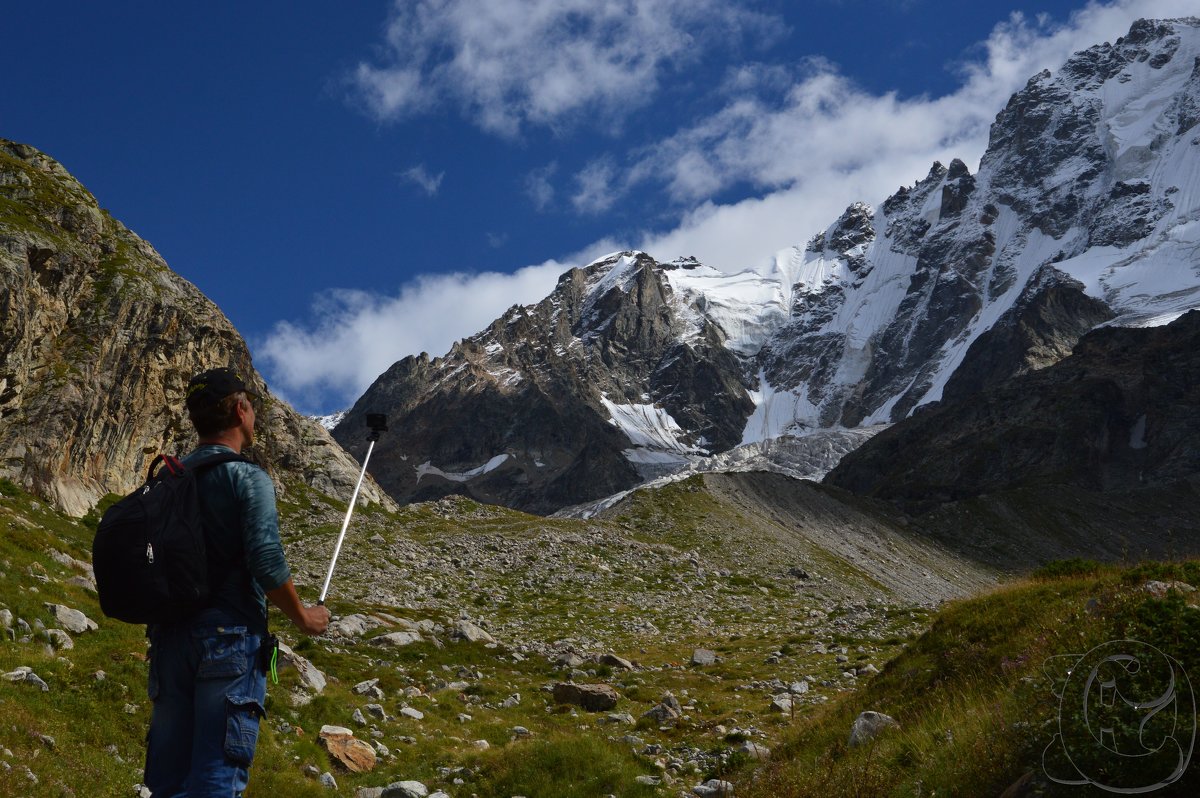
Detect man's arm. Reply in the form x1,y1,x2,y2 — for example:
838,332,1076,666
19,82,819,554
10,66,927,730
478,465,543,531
266,579,330,636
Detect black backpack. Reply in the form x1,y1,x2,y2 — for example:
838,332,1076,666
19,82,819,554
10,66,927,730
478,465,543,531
92,452,250,624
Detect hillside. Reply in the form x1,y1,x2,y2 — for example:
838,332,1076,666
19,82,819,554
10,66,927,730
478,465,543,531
0,139,391,516
5,472,1199,796
0,465,986,797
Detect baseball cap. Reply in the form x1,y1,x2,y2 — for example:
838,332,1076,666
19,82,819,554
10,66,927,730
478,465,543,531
185,367,260,411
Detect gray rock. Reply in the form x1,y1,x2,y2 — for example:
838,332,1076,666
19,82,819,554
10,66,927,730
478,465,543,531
277,642,326,693
399,707,425,721
3,667,49,692
66,575,97,593
320,772,338,790
382,780,429,798
600,653,634,670
353,678,385,699
599,712,635,725
848,711,900,747
553,682,620,712
45,629,73,650
642,702,680,725
43,604,97,634
451,620,494,644
370,631,422,648
737,741,770,760
328,613,379,637
693,778,734,797
690,648,718,666
0,609,12,629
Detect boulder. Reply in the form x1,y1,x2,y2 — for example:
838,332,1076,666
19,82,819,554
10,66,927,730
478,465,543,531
553,682,620,712
43,604,97,634
693,779,734,796
737,741,770,760
277,642,326,693
600,653,634,670
451,620,494,643
319,726,377,773
642,702,680,725
848,711,900,747
370,631,422,648
690,648,718,666
381,782,428,798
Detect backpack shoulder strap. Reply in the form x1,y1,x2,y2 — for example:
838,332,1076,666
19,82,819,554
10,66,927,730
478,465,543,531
186,452,255,472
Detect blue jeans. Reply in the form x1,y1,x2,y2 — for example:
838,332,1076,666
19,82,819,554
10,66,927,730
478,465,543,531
145,609,267,797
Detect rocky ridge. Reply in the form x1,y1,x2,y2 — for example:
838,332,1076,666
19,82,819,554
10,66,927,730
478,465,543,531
0,139,392,514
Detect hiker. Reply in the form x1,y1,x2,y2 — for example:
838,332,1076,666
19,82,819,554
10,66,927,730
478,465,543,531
144,367,330,796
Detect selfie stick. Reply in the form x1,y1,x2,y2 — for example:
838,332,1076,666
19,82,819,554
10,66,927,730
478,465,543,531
318,413,388,605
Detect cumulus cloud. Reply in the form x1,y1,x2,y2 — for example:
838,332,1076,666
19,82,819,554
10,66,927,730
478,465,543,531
351,0,781,136
258,261,571,413
399,164,445,195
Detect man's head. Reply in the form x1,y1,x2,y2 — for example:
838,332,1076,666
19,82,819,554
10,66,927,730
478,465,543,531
185,368,260,443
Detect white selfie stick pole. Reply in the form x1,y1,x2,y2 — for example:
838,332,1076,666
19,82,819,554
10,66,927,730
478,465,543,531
318,414,387,605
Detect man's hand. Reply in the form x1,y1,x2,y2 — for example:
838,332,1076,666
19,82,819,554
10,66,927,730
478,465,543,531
298,604,331,636
266,578,331,636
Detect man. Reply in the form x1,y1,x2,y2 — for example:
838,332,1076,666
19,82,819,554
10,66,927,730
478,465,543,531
145,367,330,796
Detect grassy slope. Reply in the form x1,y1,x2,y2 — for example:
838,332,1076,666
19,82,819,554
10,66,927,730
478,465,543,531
740,559,1200,797
6,473,1197,797
0,477,927,797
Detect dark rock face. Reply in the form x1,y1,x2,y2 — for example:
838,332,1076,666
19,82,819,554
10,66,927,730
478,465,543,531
941,267,1116,403
0,139,391,515
826,311,1200,510
336,253,753,514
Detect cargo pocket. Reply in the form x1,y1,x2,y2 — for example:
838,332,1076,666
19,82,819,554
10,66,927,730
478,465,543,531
224,695,266,766
196,626,249,679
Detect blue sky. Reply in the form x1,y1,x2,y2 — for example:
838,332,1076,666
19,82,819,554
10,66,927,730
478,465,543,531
1,1,1190,414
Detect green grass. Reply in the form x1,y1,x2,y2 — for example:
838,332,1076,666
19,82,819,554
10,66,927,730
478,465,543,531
11,473,1200,796
738,561,1200,797
464,734,661,797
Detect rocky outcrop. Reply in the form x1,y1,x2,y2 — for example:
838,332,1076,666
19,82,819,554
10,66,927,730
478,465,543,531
0,139,392,515
941,267,1116,403
826,310,1200,509
337,252,752,514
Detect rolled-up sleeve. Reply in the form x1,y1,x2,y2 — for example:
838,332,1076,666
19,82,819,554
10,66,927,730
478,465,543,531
233,465,291,592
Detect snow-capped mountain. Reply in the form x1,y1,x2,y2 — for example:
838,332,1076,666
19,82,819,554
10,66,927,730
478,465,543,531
337,18,1200,513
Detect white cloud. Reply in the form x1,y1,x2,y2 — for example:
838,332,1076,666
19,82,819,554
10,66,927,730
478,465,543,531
400,164,445,195
352,0,781,135
258,261,571,414
572,158,619,214
524,162,558,211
